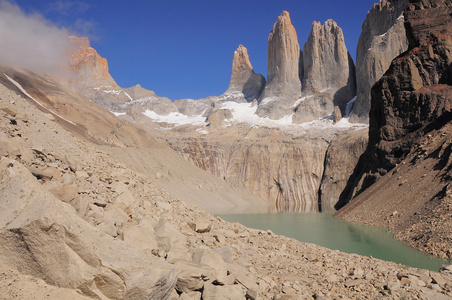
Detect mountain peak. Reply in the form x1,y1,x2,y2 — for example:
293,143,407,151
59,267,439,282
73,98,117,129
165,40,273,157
256,10,302,119
68,36,118,90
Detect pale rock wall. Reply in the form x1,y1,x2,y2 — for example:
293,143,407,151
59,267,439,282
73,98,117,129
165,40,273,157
350,0,409,123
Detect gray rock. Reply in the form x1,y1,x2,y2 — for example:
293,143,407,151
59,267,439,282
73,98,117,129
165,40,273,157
350,0,409,123
179,291,202,300
295,19,356,123
188,218,213,233
155,219,187,252
257,11,302,120
206,109,233,129
192,248,228,284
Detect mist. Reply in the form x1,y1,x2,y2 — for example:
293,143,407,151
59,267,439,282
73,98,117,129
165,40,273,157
0,1,73,74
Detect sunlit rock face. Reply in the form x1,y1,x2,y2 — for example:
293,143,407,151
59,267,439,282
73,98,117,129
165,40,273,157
225,44,265,102
349,0,409,123
293,19,356,124
256,11,302,120
68,36,118,89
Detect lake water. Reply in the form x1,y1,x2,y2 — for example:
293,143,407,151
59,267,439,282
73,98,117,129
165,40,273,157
218,212,451,271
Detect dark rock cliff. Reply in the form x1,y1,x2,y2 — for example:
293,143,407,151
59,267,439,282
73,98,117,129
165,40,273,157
336,0,452,209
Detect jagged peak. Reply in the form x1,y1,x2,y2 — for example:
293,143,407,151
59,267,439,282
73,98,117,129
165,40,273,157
226,44,265,101
232,44,253,71
279,10,292,23
269,10,298,43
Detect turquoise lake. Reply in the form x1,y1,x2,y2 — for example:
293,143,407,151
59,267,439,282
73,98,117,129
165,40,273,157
217,212,451,271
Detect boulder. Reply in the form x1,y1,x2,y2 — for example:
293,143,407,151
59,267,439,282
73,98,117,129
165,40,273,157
155,219,187,252
0,136,34,163
188,218,213,233
202,282,246,299
192,248,228,284
173,259,217,293
122,224,158,252
0,158,177,299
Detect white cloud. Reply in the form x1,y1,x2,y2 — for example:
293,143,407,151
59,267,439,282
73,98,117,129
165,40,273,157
0,0,72,74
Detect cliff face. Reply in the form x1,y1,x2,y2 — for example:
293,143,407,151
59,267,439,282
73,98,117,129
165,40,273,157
165,126,367,212
320,129,368,212
68,36,119,89
293,20,356,123
350,0,409,123
335,0,452,259
225,45,265,102
167,128,328,212
67,36,175,115
256,11,302,119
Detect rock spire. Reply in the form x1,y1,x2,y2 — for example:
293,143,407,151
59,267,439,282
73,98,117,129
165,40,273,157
293,19,356,123
256,11,302,119
225,44,265,102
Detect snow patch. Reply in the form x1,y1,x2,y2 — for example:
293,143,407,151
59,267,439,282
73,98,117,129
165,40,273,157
143,110,207,126
259,97,277,106
103,89,121,95
292,95,314,108
123,92,133,101
112,112,126,116
219,101,294,127
345,97,356,117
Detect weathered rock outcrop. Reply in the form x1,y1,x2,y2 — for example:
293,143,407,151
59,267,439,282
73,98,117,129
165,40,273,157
350,0,409,123
293,20,356,123
225,45,265,102
205,108,233,129
68,36,119,90
335,0,452,259
320,129,368,212
67,36,175,115
256,11,302,120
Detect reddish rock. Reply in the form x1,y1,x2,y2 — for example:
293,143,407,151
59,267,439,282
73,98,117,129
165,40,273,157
68,36,118,89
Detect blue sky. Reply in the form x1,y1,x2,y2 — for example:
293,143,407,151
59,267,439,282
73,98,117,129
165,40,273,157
11,0,378,100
